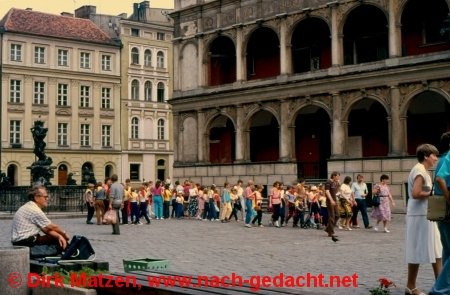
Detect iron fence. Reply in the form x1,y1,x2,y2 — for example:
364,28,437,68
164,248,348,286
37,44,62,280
0,186,87,214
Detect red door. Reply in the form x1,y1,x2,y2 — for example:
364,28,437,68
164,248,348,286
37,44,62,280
297,136,320,178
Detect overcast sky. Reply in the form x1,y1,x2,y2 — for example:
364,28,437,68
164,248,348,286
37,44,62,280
0,0,174,18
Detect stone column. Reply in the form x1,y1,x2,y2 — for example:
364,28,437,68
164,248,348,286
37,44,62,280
173,41,181,91
289,125,297,161
331,92,345,157
235,26,246,82
279,100,291,161
172,112,179,163
197,35,206,87
388,0,402,58
279,17,291,75
389,85,404,155
244,129,251,161
178,118,185,163
330,3,343,66
197,110,205,162
234,105,245,162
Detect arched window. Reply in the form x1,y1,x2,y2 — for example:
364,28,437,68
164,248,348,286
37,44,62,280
105,165,113,177
131,47,139,64
7,164,17,186
131,117,139,139
144,81,152,101
144,49,152,67
157,82,165,102
157,51,164,68
131,80,139,100
157,119,165,140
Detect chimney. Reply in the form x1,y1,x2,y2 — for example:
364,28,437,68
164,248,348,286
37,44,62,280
61,12,74,17
132,1,151,22
75,5,97,19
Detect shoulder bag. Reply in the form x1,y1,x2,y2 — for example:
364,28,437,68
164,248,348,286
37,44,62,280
427,176,450,221
371,194,381,207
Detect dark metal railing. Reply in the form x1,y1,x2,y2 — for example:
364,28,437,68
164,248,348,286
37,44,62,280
0,186,86,214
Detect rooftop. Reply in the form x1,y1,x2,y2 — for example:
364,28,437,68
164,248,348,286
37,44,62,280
0,8,120,46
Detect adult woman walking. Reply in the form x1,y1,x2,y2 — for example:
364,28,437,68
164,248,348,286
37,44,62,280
405,144,442,295
371,174,395,232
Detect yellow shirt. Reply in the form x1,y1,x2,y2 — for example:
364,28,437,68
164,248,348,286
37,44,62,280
163,189,172,202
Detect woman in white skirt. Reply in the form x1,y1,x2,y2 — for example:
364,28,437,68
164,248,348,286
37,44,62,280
405,144,442,295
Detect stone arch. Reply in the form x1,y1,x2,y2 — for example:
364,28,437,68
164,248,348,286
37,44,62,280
290,16,332,73
207,35,236,86
342,94,390,121
206,114,236,164
6,161,20,186
403,89,450,154
293,104,331,178
400,0,450,56
345,96,390,157
247,109,280,162
104,163,115,178
56,162,71,185
81,162,95,185
242,24,280,49
341,3,389,64
400,87,450,116
244,105,280,129
289,100,332,127
338,2,388,34
244,26,280,80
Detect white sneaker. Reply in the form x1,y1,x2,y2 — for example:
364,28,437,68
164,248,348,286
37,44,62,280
338,225,343,230
384,228,390,233
245,224,251,228
275,221,280,228
374,227,379,231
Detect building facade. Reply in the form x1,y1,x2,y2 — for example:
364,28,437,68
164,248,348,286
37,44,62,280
0,8,122,185
170,0,450,198
76,2,174,185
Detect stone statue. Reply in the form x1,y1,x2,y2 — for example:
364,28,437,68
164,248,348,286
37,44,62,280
27,121,56,186
0,172,11,187
66,173,77,185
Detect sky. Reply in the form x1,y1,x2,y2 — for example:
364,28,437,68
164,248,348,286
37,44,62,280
0,0,174,18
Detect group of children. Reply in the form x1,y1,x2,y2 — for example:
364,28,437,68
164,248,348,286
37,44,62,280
85,177,366,231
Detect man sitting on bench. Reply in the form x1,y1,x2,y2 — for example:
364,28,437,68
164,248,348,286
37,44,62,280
11,184,70,254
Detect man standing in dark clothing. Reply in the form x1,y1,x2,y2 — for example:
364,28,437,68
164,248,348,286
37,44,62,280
325,171,340,242
109,174,123,235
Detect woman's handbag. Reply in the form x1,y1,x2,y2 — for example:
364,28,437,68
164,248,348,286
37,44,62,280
371,194,381,207
102,209,117,225
427,195,450,221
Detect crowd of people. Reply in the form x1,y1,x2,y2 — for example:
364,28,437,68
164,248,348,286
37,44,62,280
9,133,450,295
82,172,398,243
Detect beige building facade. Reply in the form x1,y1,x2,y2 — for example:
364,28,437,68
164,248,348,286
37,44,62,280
0,8,122,185
170,0,450,199
75,1,174,185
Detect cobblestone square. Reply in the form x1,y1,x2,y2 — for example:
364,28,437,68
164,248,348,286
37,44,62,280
0,211,437,294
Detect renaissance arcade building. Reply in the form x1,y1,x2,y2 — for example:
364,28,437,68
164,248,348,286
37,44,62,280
169,0,450,199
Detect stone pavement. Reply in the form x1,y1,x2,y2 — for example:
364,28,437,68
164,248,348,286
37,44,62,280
0,212,436,295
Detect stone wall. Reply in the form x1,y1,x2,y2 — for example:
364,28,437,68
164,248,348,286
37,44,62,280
173,162,298,190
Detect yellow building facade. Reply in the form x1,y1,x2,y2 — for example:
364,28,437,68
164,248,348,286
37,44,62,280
0,8,122,185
